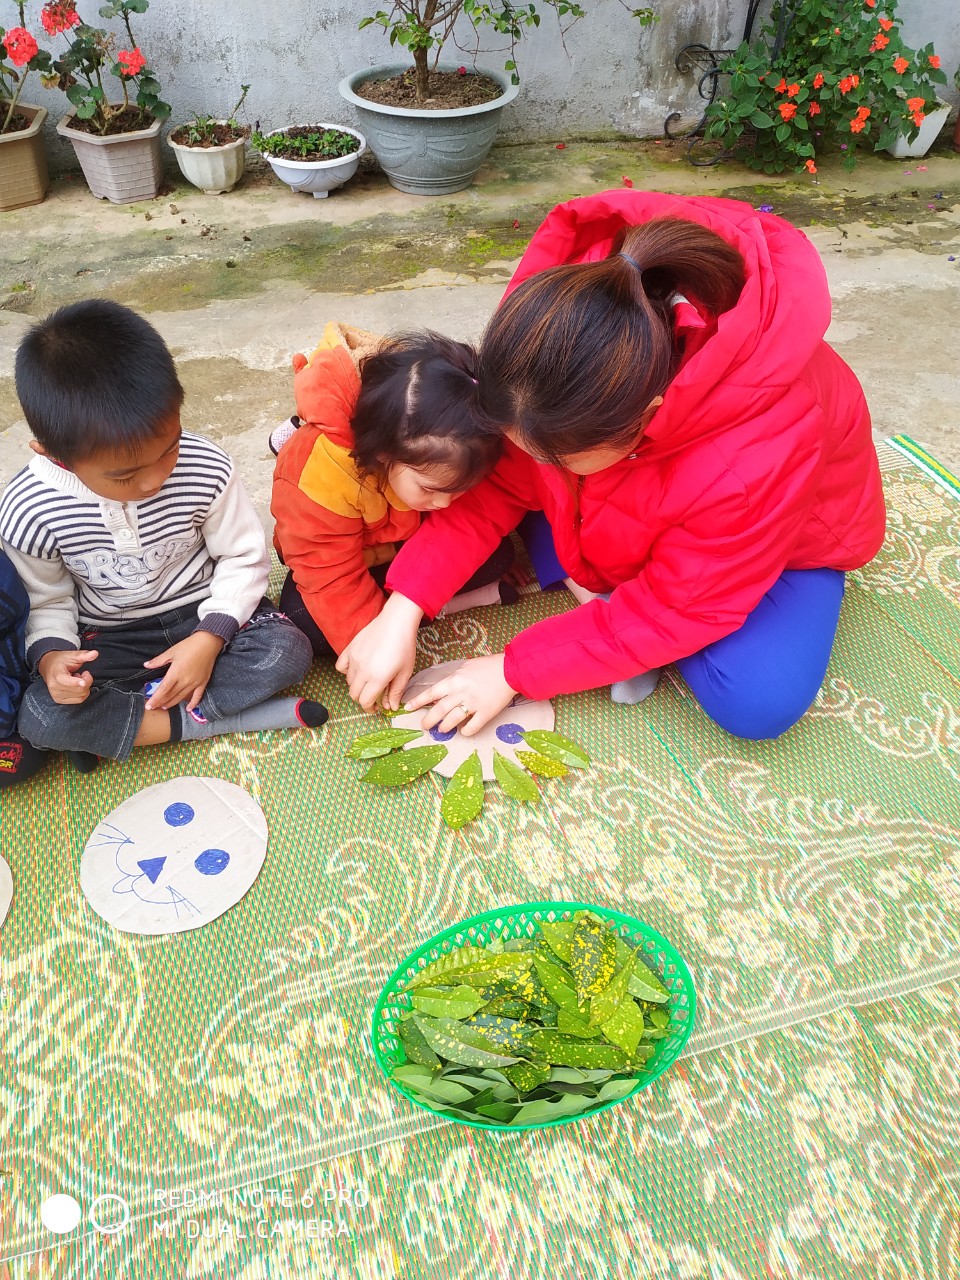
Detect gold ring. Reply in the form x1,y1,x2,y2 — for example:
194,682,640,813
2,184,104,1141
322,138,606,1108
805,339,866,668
458,702,471,715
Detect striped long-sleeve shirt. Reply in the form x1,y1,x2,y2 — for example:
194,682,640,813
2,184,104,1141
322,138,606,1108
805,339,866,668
0,432,270,666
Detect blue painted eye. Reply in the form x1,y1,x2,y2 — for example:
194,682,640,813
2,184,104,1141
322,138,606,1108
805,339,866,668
430,726,457,742
195,848,230,876
495,723,524,744
164,802,195,827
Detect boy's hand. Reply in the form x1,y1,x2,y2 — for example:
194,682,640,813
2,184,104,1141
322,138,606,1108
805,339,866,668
38,649,99,705
336,593,423,712
144,632,225,712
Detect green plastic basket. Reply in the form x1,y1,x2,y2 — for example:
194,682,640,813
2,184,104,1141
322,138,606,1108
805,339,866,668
371,901,697,1133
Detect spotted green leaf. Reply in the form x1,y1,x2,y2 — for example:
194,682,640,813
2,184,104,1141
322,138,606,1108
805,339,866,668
412,1015,521,1069
528,1030,629,1070
441,751,484,829
463,1014,534,1054
503,1059,551,1093
403,947,534,992
410,985,488,1020
648,1007,671,1029
515,749,568,778
492,750,541,802
589,955,635,1027
613,935,670,1003
538,919,575,963
396,1016,441,1068
557,1010,602,1039
346,727,423,759
362,744,447,786
521,729,590,768
599,998,646,1056
533,955,589,1015
569,914,618,1003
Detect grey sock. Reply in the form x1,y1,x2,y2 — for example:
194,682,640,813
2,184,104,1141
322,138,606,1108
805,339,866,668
610,670,662,706
179,697,328,741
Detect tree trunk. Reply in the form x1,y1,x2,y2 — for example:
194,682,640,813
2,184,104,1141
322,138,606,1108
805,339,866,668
413,44,430,103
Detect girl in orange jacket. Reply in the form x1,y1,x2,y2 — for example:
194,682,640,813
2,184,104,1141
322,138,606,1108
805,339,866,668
271,324,514,658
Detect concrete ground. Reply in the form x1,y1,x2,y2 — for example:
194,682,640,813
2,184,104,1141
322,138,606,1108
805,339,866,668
1,137,959,532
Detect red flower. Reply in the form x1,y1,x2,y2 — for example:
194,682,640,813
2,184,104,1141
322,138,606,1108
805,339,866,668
786,82,800,97
622,176,634,188
911,110,925,127
850,117,866,133
808,101,821,116
813,72,824,88
892,55,909,74
878,16,893,29
928,54,941,69
774,77,787,93
855,106,871,120
117,47,147,77
864,0,876,7
777,102,797,121
512,219,520,229
906,96,925,112
41,1,81,35
805,159,817,173
2,26,38,67
457,66,466,75
555,142,566,150
869,32,889,51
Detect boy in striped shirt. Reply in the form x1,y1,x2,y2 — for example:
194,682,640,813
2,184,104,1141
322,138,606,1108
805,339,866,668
0,300,327,772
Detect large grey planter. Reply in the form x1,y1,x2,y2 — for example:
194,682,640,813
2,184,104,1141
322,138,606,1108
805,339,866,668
338,64,519,195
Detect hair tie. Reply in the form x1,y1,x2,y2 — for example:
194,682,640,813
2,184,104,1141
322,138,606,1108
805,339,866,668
619,251,643,272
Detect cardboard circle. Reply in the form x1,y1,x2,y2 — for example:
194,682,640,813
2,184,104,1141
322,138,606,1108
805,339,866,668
80,777,268,936
394,660,554,780
0,855,11,929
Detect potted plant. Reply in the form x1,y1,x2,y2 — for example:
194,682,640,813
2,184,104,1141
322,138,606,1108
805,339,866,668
703,0,948,174
168,85,250,195
45,0,171,203
0,5,53,210
251,122,366,199
340,0,656,196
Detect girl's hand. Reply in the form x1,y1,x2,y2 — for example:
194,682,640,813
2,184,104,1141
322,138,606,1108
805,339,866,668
405,654,516,736
337,593,423,712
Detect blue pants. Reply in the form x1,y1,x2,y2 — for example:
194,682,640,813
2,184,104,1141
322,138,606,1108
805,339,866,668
517,513,845,741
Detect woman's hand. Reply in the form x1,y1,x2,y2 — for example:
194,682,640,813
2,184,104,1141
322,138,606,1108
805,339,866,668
405,654,516,736
336,593,423,712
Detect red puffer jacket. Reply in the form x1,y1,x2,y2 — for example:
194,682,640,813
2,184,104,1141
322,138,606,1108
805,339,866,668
386,190,886,700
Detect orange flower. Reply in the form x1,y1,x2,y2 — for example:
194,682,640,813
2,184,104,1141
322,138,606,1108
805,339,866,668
774,77,787,93
928,54,941,69
777,101,797,121
850,117,866,133
906,96,925,112
851,74,860,87
869,32,889,50
838,76,853,93
893,55,908,73
864,0,876,7
805,159,817,173
911,111,925,127
813,72,824,88
787,82,800,97
808,101,821,116
855,105,871,120
878,16,893,29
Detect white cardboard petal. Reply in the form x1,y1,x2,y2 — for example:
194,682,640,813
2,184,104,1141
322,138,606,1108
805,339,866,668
80,777,267,936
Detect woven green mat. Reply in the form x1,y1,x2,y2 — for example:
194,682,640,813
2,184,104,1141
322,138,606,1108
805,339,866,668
2,435,959,1278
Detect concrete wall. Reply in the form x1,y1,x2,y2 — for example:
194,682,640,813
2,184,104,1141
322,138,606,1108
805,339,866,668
13,0,959,171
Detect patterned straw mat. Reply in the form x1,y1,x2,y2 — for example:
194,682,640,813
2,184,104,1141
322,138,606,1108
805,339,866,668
1,435,959,1279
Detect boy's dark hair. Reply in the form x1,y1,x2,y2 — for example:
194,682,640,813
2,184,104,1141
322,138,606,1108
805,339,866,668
478,216,746,465
14,299,185,465
351,331,500,491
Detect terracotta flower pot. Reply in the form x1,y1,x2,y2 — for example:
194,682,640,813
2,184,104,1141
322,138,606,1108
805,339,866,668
0,103,49,212
57,110,163,203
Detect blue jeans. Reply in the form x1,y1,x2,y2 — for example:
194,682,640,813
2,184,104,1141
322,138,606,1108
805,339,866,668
517,511,845,741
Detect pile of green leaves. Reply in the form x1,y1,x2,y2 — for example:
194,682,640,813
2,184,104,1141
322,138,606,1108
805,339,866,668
388,910,673,1126
252,125,360,162
346,725,590,829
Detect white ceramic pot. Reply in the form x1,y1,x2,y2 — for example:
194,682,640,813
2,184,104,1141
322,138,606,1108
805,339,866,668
168,126,246,194
885,99,951,159
258,124,365,198
338,64,519,196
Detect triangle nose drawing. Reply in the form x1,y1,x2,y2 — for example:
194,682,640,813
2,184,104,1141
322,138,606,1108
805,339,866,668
138,856,166,884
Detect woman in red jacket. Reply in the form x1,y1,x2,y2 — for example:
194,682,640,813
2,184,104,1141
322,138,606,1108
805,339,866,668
337,191,886,740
